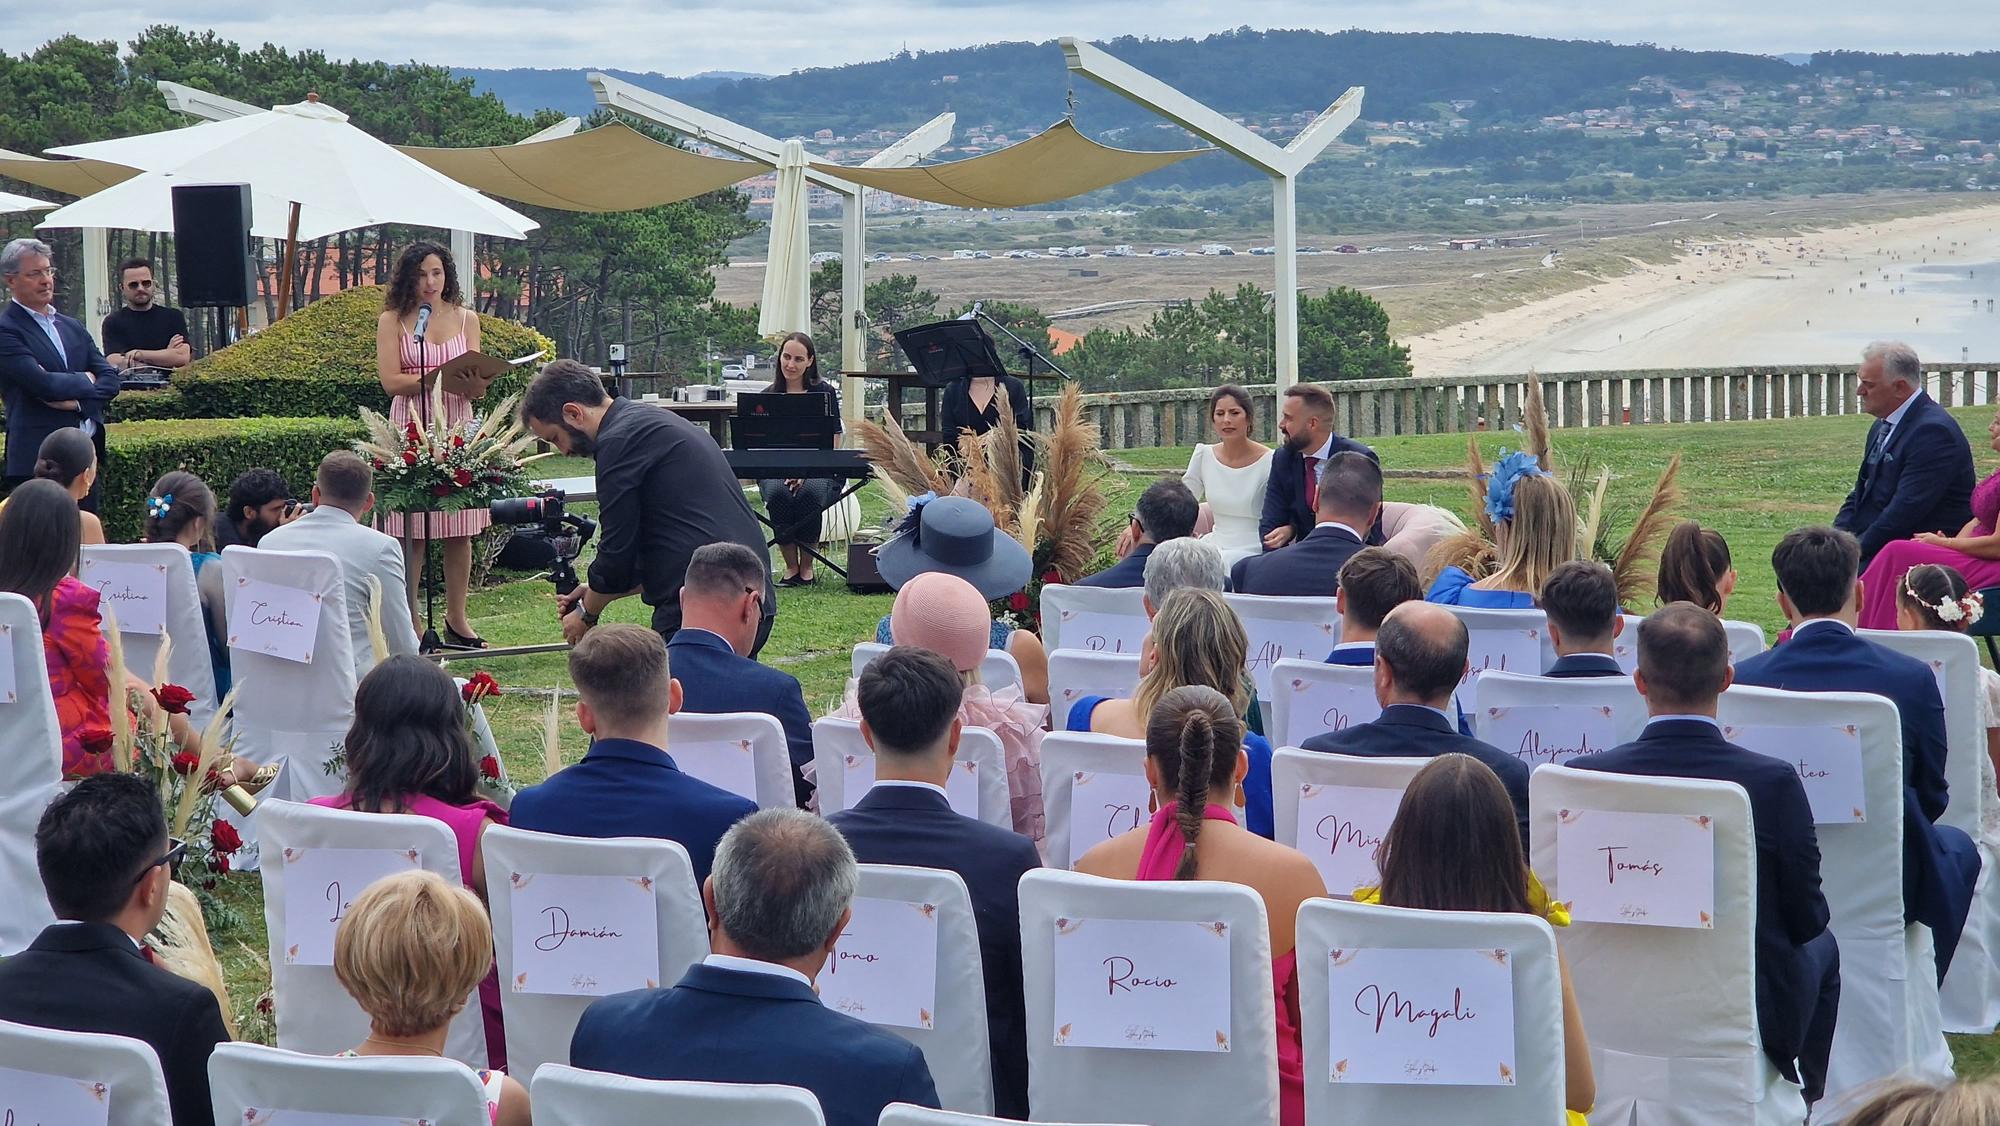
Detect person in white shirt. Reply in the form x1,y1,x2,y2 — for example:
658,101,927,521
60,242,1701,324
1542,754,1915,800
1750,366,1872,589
258,451,420,675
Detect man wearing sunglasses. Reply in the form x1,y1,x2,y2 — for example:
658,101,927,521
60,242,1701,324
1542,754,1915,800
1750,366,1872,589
0,773,230,1126
101,258,192,372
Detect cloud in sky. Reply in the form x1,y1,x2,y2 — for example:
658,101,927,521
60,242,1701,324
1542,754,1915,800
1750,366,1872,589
16,1,1996,74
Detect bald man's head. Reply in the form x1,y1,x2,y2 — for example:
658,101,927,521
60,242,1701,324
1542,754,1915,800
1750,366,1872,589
1374,602,1470,707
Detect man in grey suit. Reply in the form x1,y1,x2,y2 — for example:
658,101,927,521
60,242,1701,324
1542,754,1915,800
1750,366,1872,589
259,451,420,675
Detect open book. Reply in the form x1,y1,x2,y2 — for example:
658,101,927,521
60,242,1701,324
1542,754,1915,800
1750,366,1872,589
432,348,547,400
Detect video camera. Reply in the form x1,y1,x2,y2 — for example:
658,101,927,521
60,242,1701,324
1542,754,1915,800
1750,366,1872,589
490,488,596,595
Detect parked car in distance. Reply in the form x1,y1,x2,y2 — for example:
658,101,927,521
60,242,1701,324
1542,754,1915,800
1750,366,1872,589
1298,245,1322,254
1334,244,1361,254
1200,244,1234,256
722,364,747,379
1247,246,1274,255
973,250,993,259
1104,245,1136,257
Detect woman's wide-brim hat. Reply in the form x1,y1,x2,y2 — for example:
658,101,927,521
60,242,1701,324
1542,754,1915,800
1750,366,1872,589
874,495,1032,600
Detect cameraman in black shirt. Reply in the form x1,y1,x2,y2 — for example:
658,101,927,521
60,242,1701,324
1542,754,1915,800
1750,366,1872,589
100,259,191,371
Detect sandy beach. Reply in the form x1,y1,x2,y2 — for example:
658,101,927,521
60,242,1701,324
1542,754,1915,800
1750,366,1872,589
1408,203,2000,377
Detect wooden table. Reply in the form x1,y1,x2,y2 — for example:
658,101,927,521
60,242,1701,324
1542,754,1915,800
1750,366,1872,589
660,399,733,445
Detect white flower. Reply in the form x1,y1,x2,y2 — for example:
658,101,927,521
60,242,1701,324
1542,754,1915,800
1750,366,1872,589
1965,596,1987,627
1938,600,1964,623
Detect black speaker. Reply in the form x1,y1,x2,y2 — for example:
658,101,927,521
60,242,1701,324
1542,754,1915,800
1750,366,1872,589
171,184,256,307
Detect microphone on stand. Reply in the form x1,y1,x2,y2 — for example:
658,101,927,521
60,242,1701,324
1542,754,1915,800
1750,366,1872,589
957,301,983,322
412,301,433,343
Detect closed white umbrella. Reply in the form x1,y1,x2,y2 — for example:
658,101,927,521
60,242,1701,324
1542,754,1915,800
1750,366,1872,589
0,190,56,216
757,138,812,337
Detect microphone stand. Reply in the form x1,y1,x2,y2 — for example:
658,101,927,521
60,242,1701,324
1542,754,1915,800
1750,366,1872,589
972,308,1068,414
407,319,457,654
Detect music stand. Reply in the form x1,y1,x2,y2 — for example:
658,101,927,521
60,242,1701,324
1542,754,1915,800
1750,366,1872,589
893,319,1011,388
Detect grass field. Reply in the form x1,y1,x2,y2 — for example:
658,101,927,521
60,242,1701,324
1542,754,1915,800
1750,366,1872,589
208,405,2000,1072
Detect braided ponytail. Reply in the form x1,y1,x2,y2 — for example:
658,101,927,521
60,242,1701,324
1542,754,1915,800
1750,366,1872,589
1146,684,1243,882
1173,709,1215,880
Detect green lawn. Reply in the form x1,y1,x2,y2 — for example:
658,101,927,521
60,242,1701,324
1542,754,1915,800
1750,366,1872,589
208,407,2000,1070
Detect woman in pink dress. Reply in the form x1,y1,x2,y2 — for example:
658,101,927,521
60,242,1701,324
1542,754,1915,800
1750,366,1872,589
375,241,489,648
1858,408,2000,631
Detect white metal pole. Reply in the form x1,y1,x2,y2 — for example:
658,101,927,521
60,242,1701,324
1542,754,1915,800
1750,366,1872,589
840,192,866,423
1273,175,1299,390
82,227,110,345
449,228,476,310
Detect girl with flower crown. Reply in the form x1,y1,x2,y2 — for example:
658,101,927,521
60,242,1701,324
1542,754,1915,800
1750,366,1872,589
1896,563,2000,852
1426,450,1579,607
141,471,230,698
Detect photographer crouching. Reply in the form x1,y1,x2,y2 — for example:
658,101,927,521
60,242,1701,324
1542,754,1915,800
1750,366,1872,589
517,359,776,654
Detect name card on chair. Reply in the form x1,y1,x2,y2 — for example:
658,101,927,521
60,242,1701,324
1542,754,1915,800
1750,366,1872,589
1293,783,1404,896
0,623,14,704
822,895,940,1030
1483,705,1619,768
1462,629,1543,686
1327,947,1518,1086
1244,622,1342,699
228,577,324,664
673,739,760,802
1286,676,1381,742
1723,723,1868,824
1067,770,1154,865
80,558,168,636
243,1111,406,1126
0,1066,111,1126
279,845,422,965
1055,609,1146,654
507,872,662,997
1051,917,1233,1052
1555,808,1716,929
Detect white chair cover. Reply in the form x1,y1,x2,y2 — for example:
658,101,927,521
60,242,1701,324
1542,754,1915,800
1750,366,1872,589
1269,749,1426,898
221,546,357,803
529,1065,827,1126
0,1018,170,1126
1439,606,1557,678
1047,650,1143,730
1040,583,1151,655
208,1041,490,1126
254,798,488,1068
1529,764,1805,1126
1017,869,1279,1126
1716,685,1952,1104
1038,732,1150,871
1267,659,1379,749
855,641,1022,696
850,864,994,1114
1471,670,1648,770
811,717,1012,829
1296,898,1567,1124
80,543,220,729
1223,592,1342,703
668,711,798,809
1609,617,1764,675
880,1105,1144,1126
0,593,59,954
480,825,709,1078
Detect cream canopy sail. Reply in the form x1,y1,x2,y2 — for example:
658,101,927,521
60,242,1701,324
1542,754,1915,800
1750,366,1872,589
398,120,770,212
813,120,1211,209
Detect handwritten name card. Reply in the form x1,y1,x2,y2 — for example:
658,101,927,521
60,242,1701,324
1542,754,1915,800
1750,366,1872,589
1051,917,1233,1053
79,558,168,637
242,1111,409,1126
1328,947,1517,1086
1461,628,1543,686
1293,783,1405,896
1067,770,1154,865
280,846,421,965
822,895,940,1030
1055,608,1148,655
229,576,323,664
508,872,661,997
1483,705,1619,768
0,623,15,704
0,1067,110,1126
1555,808,1716,929
1723,723,1868,824
1243,620,1342,700
673,738,760,803
1286,674,1381,744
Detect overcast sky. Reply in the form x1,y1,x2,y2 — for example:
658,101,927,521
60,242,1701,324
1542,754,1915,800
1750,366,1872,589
19,2,1996,74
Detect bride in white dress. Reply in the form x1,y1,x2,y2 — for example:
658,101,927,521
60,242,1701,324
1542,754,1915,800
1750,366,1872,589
1181,385,1274,569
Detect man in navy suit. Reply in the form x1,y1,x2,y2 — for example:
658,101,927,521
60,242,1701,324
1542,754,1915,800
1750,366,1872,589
1541,560,1628,679
1570,604,1840,1102
1258,382,1379,549
1834,342,1974,565
1078,478,1197,589
0,238,120,508
1302,602,1530,845
1735,525,1980,975
828,647,1041,1118
509,624,755,883
1233,451,1379,596
668,543,817,807
1325,547,1421,666
571,809,940,1126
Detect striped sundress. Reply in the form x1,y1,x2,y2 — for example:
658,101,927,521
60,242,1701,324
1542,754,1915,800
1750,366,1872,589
380,327,492,539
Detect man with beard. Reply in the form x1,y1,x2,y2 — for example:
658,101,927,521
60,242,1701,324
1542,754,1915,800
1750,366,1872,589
519,359,775,654
100,259,192,371
213,468,299,549
1256,382,1379,550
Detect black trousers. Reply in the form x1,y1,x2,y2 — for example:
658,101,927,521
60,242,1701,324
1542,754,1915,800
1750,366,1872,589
1796,929,1841,1105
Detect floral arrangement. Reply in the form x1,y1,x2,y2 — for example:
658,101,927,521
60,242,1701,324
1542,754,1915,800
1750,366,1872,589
352,388,546,515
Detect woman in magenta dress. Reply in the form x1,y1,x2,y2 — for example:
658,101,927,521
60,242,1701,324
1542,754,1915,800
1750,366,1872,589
1074,684,1324,1126
375,241,489,648
1858,408,2000,631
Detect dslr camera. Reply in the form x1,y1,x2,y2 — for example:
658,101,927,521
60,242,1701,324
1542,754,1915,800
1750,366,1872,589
490,488,596,594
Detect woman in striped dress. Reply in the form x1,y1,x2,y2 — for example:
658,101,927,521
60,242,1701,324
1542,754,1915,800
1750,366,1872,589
375,242,490,648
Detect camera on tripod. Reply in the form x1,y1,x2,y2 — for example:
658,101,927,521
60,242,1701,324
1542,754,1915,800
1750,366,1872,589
490,488,596,595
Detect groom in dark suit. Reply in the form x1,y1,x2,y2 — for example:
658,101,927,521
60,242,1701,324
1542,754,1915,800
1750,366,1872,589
1232,451,1379,596
0,238,121,509
1258,383,1378,550
1834,342,1974,565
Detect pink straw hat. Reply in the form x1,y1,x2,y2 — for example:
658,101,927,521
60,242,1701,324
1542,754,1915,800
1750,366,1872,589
888,571,992,673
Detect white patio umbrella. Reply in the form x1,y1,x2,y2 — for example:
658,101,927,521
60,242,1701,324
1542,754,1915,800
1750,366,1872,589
0,190,56,216
37,172,365,240
757,138,812,337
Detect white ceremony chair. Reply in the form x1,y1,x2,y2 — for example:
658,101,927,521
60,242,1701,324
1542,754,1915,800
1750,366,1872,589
668,711,797,810
811,717,1011,829
1441,606,1557,679
0,592,59,954
0,1018,169,1126
255,798,488,1069
1018,869,1279,1126
854,641,1022,697
1471,670,1647,770
1267,659,1380,749
209,1042,491,1126
880,1106,1144,1126
849,864,993,1114
1610,616,1765,673
222,546,357,803
1296,899,1567,1124
1224,591,1341,703
1039,731,1150,870
1047,649,1143,730
481,825,709,1077
530,1066,826,1126
1269,749,1426,898
1530,764,1805,1126
81,543,220,729
1040,583,1151,655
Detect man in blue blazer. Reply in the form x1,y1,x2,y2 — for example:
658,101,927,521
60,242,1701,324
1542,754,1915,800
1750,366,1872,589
508,624,755,883
1735,525,1980,974
1325,548,1421,666
1258,383,1379,550
828,647,1041,1119
1235,451,1379,597
572,809,939,1126
1570,604,1839,1102
1302,601,1530,845
1078,479,1197,589
0,239,120,506
1541,560,1629,679
669,543,817,807
1834,342,1974,564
